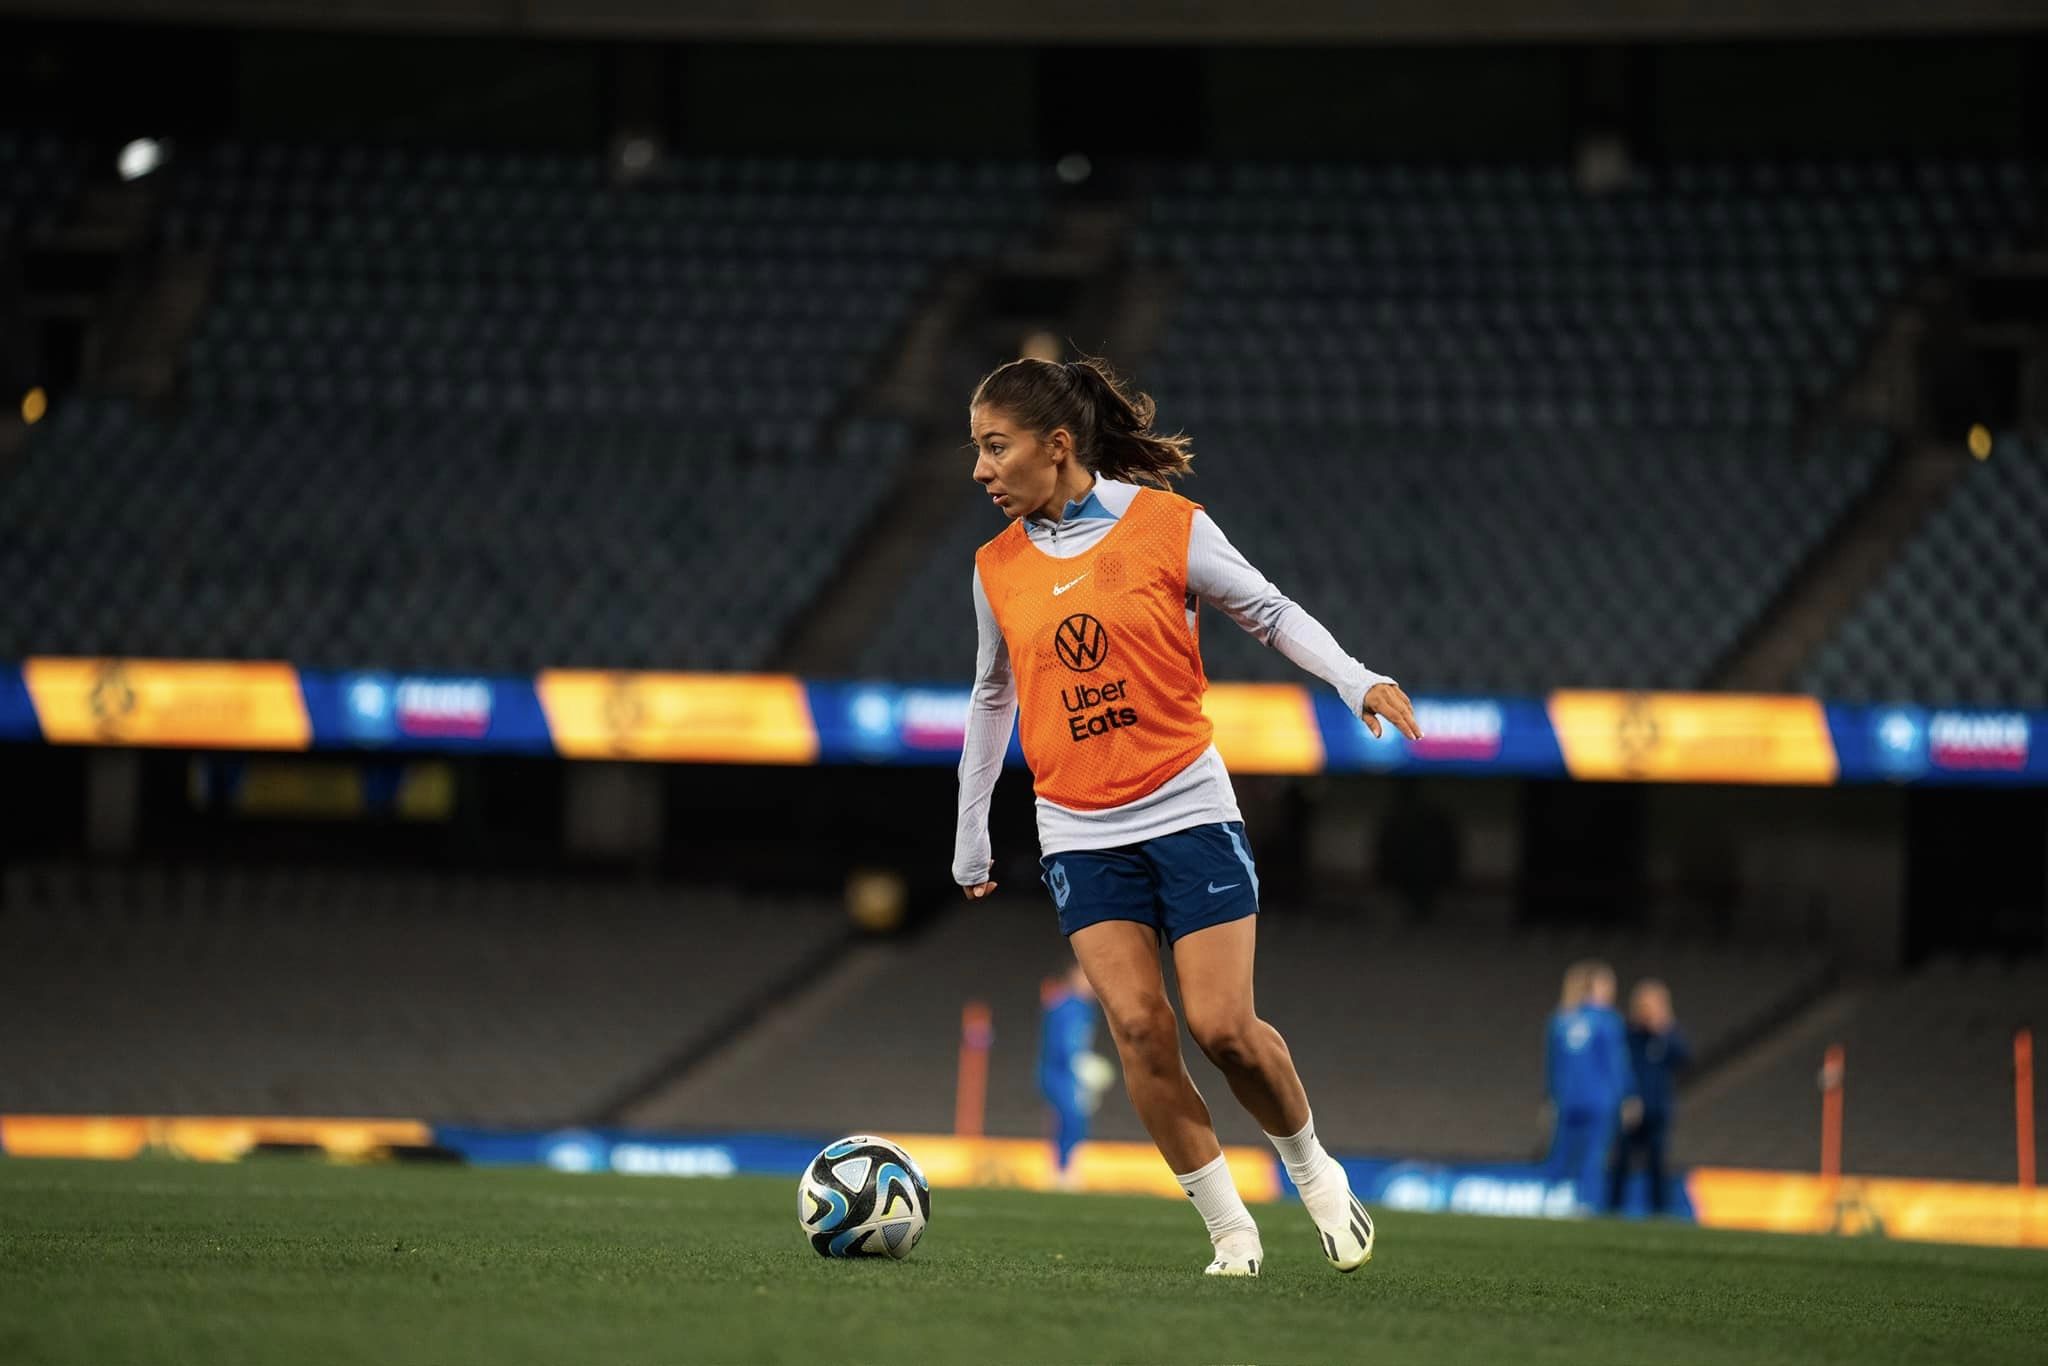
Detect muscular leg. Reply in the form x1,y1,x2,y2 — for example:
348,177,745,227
1171,916,1309,1136
1068,919,1221,1174
1175,914,1374,1271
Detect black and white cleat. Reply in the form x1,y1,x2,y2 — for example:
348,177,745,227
1316,1194,1375,1272
1205,1231,1264,1277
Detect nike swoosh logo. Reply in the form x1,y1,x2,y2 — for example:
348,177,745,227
1052,573,1089,596
1207,882,1240,894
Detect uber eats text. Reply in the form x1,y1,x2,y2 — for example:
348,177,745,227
1062,679,1140,741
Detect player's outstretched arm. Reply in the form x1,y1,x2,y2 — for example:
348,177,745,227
956,566,1017,899
1186,511,1422,741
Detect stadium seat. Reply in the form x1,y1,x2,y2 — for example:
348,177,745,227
0,860,849,1126
1679,954,2045,1181
1803,436,2048,706
0,140,1046,671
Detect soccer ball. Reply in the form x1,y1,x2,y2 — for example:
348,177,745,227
797,1135,931,1259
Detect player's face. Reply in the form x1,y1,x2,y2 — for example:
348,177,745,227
970,405,1062,520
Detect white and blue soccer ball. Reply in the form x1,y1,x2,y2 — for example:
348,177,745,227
797,1135,931,1259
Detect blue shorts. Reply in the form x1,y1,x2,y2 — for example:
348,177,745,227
1039,821,1259,943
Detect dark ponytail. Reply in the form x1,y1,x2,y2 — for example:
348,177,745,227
971,355,1194,488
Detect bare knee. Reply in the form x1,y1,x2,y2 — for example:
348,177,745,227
1104,997,1182,1075
1188,1012,1263,1072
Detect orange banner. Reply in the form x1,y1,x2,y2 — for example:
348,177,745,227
537,671,818,764
24,658,311,750
1204,683,1325,775
1689,1167,2048,1250
0,1114,431,1163
1548,691,1838,785
884,1132,1281,1202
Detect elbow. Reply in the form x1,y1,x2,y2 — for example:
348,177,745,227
1229,603,1284,647
1256,598,1300,647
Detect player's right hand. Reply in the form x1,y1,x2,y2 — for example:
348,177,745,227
963,881,998,900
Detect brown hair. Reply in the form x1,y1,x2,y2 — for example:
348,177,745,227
971,355,1194,488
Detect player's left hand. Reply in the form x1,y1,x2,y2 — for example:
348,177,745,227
1361,681,1422,740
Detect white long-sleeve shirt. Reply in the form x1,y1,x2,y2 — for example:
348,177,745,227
952,476,1393,886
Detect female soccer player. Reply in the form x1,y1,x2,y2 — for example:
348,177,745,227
953,356,1421,1277
1544,960,1633,1212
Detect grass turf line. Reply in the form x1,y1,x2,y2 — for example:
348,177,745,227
0,1159,2042,1365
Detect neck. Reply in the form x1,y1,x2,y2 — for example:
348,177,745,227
1032,466,1098,523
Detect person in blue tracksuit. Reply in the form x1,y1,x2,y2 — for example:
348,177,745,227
1607,979,1691,1214
1543,960,1633,1211
1039,962,1108,1189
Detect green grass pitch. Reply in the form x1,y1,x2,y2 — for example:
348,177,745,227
1,1158,2043,1365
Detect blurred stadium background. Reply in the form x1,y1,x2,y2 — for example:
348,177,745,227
0,0,2044,1277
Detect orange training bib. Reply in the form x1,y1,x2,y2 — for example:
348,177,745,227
976,487,1214,811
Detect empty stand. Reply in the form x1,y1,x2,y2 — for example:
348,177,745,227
1804,435,2048,706
1094,158,2039,696
166,145,1042,448
0,398,912,670
0,862,847,1125
0,143,1047,670
1184,425,1886,694
1138,159,2038,432
1681,956,2045,1182
629,898,1833,1162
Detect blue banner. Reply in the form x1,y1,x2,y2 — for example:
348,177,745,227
434,1125,826,1178
806,681,1024,767
299,672,555,754
1315,693,1565,776
0,666,37,742
1829,703,2045,786
436,1122,1696,1224
1323,1155,1694,1222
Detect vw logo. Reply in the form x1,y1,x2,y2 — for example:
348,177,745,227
1054,614,1110,672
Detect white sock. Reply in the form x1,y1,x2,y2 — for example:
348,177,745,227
1174,1152,1259,1244
1267,1113,1347,1222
